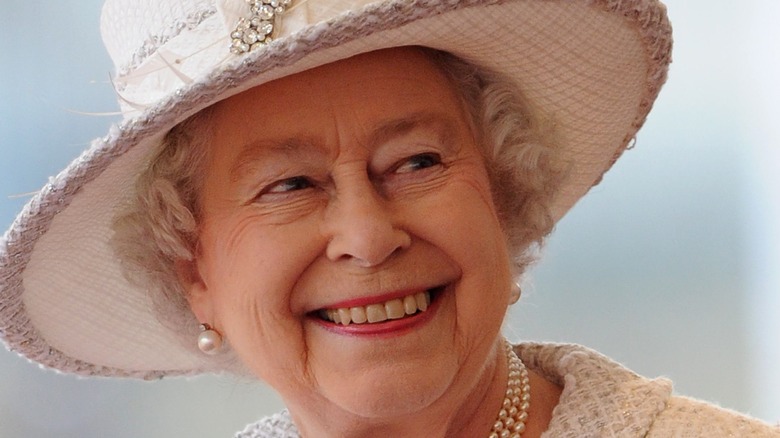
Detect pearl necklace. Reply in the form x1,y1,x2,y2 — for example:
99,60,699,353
488,341,530,438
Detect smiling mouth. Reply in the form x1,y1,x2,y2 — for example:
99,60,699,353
317,286,444,326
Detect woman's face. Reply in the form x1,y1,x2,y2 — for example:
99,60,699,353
185,47,513,419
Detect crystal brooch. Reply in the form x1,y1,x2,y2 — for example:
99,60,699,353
230,0,293,54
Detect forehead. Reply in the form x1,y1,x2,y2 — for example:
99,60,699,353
194,47,477,199
209,46,468,143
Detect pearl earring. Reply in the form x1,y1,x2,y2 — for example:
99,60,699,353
509,282,522,304
197,323,223,355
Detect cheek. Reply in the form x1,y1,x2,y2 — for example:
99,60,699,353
401,167,511,354
200,213,322,300
417,163,506,254
197,216,325,380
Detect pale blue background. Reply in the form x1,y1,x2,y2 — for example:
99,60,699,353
1,1,778,436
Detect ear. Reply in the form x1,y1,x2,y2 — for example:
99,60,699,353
175,257,213,324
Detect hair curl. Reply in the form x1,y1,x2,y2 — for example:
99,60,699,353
111,47,564,355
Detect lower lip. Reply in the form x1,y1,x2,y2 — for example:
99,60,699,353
312,290,443,337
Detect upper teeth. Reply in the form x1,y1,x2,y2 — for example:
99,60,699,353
319,291,431,326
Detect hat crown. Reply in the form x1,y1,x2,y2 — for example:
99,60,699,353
101,0,215,72
98,0,375,116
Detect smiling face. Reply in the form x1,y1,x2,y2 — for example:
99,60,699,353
183,47,514,426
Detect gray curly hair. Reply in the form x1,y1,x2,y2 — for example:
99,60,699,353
111,47,564,355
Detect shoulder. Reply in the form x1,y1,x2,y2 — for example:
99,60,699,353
516,342,672,436
235,410,300,438
514,342,779,437
649,395,780,437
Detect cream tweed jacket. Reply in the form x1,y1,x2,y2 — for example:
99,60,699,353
236,343,780,437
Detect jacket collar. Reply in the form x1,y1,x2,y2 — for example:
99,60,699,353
517,342,673,437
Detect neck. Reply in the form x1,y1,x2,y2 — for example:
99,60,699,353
447,341,509,438
286,339,510,438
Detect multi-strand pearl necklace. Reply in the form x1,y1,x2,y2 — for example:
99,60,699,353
488,341,531,438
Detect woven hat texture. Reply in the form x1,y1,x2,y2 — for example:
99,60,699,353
0,0,672,379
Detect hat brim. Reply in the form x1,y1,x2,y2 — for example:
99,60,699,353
0,0,671,378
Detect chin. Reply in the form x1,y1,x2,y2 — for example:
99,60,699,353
320,361,456,420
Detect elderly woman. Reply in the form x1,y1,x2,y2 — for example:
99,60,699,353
0,0,777,437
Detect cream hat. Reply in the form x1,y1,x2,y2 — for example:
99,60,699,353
0,0,672,379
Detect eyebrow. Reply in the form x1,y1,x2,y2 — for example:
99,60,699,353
229,137,325,184
366,111,459,152
228,111,460,184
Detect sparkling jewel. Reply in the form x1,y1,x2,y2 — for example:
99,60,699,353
229,0,292,54
256,5,274,19
489,341,530,438
259,21,274,35
243,30,258,44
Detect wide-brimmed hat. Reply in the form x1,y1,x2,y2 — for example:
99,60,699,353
0,0,672,379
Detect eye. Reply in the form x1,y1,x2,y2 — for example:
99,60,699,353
259,176,314,197
394,153,442,174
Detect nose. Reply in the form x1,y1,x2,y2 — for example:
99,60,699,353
324,178,411,267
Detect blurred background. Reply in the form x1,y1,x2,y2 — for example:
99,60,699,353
1,0,778,436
